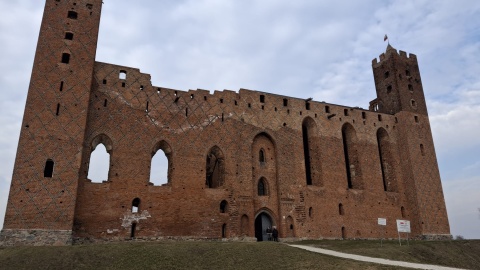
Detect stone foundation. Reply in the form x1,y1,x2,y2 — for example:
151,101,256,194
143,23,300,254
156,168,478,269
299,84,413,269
0,229,73,246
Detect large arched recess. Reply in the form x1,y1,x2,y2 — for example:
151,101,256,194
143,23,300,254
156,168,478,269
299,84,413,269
254,209,276,242
87,133,113,183
302,117,323,186
377,128,397,192
206,145,225,188
341,123,363,189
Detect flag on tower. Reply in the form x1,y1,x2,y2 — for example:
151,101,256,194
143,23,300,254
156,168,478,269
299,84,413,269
384,34,388,42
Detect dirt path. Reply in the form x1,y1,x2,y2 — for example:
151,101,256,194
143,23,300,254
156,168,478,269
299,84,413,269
289,244,466,270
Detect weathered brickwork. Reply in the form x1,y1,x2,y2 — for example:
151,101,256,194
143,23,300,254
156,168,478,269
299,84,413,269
1,0,451,246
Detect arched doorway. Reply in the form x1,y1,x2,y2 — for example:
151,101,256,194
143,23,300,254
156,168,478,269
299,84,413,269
254,212,273,241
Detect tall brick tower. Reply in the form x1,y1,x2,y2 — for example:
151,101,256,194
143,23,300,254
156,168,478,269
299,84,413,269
370,45,450,239
1,0,102,245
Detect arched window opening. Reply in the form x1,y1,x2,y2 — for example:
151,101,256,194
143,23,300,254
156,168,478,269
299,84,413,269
44,159,54,178
132,198,140,213
339,203,345,215
259,149,266,163
222,223,227,238
342,124,363,189
258,178,267,196
220,200,228,213
206,146,225,188
87,143,110,183
61,53,70,64
401,206,406,218
119,70,127,80
302,117,316,186
150,148,169,186
377,128,397,192
286,216,295,237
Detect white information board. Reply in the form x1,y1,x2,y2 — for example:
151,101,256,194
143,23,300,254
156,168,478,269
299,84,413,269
396,220,411,233
378,218,387,226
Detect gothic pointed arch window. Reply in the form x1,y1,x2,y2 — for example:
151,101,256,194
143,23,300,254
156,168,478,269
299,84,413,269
132,198,140,213
258,177,268,196
302,117,322,186
341,123,363,189
377,128,397,192
206,146,225,188
220,200,228,213
150,140,172,186
87,134,113,183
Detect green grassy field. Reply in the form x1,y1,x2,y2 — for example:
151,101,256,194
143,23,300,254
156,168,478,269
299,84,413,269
1,239,478,270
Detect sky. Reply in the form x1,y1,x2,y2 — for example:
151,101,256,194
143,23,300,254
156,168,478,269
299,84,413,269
0,0,479,239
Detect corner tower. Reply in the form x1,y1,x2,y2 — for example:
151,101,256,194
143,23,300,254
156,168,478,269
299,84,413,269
1,0,103,245
371,45,451,239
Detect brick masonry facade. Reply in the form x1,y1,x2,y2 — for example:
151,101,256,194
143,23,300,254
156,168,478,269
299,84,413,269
1,0,451,246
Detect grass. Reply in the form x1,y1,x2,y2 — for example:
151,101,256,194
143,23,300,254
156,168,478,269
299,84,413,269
0,241,406,270
294,239,480,270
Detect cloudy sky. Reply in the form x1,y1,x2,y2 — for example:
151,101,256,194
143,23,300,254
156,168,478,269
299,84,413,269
0,0,479,239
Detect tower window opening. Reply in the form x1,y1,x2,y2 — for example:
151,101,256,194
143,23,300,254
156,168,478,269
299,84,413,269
283,99,288,106
104,99,107,107
44,159,54,178
411,99,417,108
59,81,64,91
339,203,345,215
387,85,392,93
220,200,228,213
414,116,419,123
102,79,107,84
408,84,413,92
67,11,78,19
131,198,140,213
61,53,70,64
378,114,382,121
325,106,330,113
362,112,366,119
65,32,74,40
119,70,127,80
420,144,425,156
344,109,348,116
406,70,411,76
384,71,389,78
306,103,311,110
258,178,267,196
56,103,60,116
259,149,266,163
260,95,265,103
220,98,223,103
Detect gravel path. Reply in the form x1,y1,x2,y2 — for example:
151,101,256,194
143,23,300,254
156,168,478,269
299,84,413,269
289,245,467,270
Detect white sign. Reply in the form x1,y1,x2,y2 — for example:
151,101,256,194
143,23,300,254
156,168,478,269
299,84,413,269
378,218,387,226
396,220,411,233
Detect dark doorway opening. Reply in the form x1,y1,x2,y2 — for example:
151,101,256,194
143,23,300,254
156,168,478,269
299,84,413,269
131,222,137,238
254,212,273,242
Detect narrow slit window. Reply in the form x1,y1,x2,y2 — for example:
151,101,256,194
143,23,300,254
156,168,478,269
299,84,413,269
339,203,345,215
283,99,288,106
420,144,425,156
414,116,419,123
387,85,392,93
384,71,389,78
260,95,265,103
259,149,265,163
59,81,64,92
104,99,107,107
258,178,267,196
61,53,70,64
408,84,413,92
325,106,330,113
220,200,228,213
306,103,311,110
44,159,54,178
56,103,60,116
362,112,366,119
344,109,348,116
378,114,382,121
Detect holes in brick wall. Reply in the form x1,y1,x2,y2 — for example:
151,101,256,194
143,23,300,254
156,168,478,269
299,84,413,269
104,99,107,107
378,114,382,121
283,99,288,106
261,105,264,110
325,106,330,113
411,99,417,108
67,11,78,19
341,227,346,239
222,223,227,238
248,103,251,108
258,177,267,196
102,79,107,84
220,98,223,103
408,84,413,92
414,116,419,123
401,206,406,218
157,88,161,94
59,81,64,91
121,82,125,88
362,112,366,119
44,159,54,178
145,101,149,112
420,144,425,156
344,109,348,116
185,108,188,117
220,200,228,213
131,198,140,213
384,71,389,78
395,117,398,123
61,53,70,64
260,95,265,103
406,69,411,76
306,102,310,110
130,222,136,238
234,100,238,106
140,85,144,91
119,70,127,80
204,96,207,101
56,103,60,116
65,32,74,40
309,207,313,218
387,85,392,93
339,203,345,215
222,113,224,122
190,94,194,99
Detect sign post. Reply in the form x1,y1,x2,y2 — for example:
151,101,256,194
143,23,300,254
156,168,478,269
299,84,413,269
396,220,411,246
377,218,386,247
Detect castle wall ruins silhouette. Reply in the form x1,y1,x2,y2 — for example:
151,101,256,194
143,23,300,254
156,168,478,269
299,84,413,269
1,0,451,245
